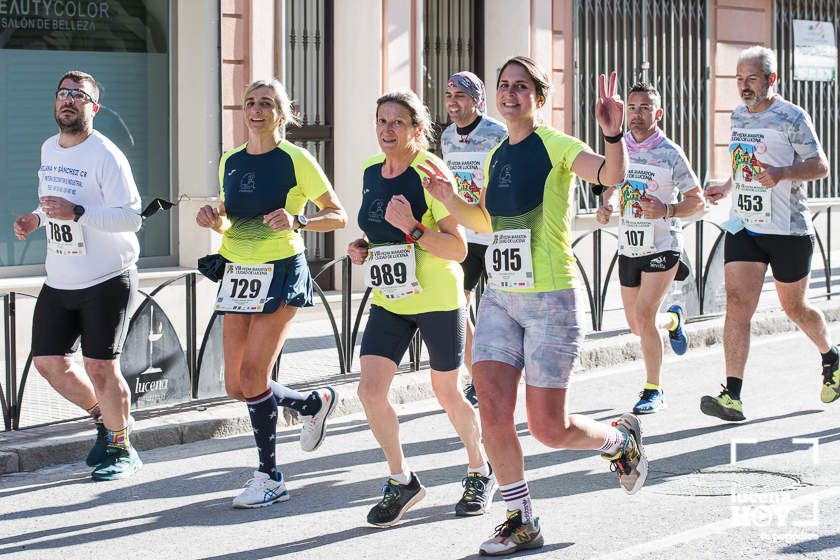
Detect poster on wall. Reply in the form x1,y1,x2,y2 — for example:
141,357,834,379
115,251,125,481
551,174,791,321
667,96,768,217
0,0,167,52
793,19,837,81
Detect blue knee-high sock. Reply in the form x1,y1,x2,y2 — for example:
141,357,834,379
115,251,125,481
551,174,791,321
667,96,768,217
269,380,322,416
245,388,280,479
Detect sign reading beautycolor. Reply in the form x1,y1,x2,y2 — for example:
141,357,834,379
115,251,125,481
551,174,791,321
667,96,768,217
0,0,171,272
0,0,166,52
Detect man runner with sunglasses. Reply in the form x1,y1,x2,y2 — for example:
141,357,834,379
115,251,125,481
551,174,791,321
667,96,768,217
13,71,144,479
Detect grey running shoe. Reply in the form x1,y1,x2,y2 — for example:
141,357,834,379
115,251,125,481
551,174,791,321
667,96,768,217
479,510,544,556
366,473,427,527
455,469,497,516
602,413,648,495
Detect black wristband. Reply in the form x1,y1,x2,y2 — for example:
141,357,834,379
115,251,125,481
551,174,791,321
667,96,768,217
603,130,624,144
591,160,607,196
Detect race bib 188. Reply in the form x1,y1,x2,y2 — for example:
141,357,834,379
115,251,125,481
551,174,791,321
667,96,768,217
46,219,86,256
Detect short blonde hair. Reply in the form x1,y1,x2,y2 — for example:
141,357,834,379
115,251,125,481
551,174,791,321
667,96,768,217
242,79,300,129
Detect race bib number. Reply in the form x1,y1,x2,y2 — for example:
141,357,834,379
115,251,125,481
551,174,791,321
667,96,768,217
215,263,274,312
730,132,773,225
364,244,422,300
485,229,534,289
619,217,656,257
734,183,772,225
46,219,86,256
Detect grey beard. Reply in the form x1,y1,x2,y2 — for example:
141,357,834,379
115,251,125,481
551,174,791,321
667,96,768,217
743,96,762,108
742,88,770,109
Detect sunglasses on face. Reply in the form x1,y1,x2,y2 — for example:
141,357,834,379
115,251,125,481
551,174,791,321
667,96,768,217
55,88,97,104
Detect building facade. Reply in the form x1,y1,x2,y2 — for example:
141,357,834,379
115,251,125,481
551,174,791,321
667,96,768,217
1,0,836,289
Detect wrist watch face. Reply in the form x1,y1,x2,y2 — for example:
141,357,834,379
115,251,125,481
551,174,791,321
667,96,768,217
410,226,423,241
296,214,309,228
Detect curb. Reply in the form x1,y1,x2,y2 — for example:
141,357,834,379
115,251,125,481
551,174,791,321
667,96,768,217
0,368,439,475
2,299,839,475
578,299,840,371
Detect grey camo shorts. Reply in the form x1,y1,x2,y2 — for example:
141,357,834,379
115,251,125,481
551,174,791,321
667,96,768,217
472,288,584,388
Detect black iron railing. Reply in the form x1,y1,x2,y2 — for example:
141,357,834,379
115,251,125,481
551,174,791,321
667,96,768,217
3,203,839,430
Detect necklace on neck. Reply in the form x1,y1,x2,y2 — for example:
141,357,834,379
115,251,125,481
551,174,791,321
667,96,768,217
456,115,483,143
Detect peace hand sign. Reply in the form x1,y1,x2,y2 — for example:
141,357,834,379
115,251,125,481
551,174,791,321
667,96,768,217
417,160,456,204
595,71,625,137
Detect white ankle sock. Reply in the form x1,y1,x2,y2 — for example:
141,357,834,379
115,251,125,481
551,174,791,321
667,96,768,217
468,463,491,477
390,470,411,485
498,480,533,522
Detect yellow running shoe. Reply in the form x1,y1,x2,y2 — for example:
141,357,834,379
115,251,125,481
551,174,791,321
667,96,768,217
700,386,745,421
821,361,840,403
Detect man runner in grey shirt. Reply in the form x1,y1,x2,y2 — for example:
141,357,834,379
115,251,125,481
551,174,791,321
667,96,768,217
702,46,837,420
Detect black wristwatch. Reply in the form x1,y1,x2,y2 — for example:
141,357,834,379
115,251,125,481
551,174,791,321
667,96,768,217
408,223,426,242
72,205,85,222
294,214,309,231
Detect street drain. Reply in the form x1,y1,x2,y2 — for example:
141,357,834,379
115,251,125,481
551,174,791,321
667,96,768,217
648,468,803,497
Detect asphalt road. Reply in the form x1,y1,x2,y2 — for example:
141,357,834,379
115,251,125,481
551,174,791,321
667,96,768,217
1,327,839,559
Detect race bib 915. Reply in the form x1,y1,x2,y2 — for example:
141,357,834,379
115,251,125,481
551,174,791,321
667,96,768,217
485,229,534,289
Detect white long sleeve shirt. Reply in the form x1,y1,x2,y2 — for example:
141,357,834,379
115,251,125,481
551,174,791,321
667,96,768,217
35,131,142,289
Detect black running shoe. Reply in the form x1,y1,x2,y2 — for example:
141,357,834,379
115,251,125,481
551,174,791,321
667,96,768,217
464,383,478,407
366,472,427,527
455,469,497,516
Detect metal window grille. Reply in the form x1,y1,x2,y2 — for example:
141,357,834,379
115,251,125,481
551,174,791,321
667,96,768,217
284,0,335,286
776,0,839,199
574,0,709,212
423,0,484,146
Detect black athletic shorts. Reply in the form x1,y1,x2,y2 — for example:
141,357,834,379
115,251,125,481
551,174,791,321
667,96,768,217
360,305,465,371
724,229,814,283
618,251,689,288
32,269,138,360
461,242,488,292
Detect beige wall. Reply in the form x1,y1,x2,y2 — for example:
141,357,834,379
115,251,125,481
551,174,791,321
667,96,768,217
551,0,573,134
710,0,774,180
383,0,417,92
221,0,250,149
334,0,384,290
176,0,223,269
484,0,532,123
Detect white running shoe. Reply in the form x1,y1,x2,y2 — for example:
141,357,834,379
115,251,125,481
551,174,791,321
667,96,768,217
299,387,337,452
231,470,290,508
